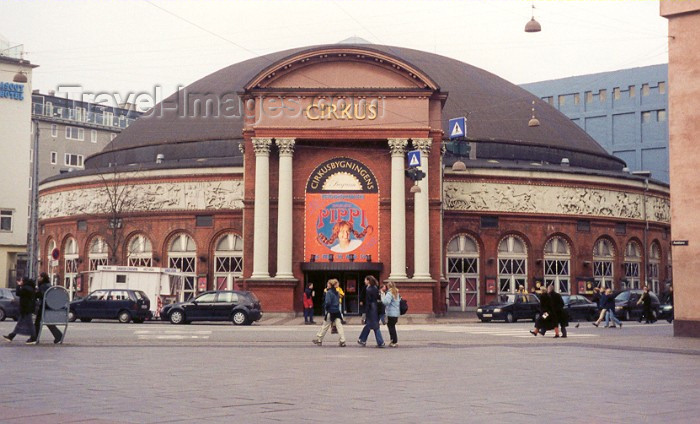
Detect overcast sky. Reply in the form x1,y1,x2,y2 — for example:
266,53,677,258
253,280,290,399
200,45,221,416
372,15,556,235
2,0,668,108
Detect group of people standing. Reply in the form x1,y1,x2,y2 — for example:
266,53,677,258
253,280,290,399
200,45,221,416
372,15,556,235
3,272,64,345
591,287,623,328
312,276,402,348
529,285,568,338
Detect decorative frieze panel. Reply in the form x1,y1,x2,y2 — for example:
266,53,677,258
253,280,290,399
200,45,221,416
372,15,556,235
39,180,244,220
444,181,670,224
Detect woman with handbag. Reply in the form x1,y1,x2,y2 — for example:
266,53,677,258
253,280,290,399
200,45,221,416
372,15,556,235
357,276,385,348
381,281,401,347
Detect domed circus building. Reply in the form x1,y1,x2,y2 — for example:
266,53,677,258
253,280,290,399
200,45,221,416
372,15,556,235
38,43,671,315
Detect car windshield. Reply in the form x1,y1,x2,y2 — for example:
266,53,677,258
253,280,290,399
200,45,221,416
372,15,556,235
490,294,515,305
615,291,631,301
134,291,146,300
562,295,571,304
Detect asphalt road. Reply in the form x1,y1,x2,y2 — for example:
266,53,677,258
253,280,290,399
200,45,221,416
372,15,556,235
1,320,699,423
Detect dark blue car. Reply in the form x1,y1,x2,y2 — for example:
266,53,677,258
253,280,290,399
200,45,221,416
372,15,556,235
69,289,151,323
161,290,262,325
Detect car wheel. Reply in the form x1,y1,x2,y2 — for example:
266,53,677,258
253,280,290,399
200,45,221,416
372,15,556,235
232,311,248,326
0,308,5,321
118,311,131,323
80,318,92,323
533,312,540,322
68,310,77,322
169,310,185,325
505,312,514,323
624,310,631,321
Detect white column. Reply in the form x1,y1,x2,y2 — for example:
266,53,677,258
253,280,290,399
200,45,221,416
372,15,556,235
275,138,295,279
388,138,408,280
412,138,432,279
251,137,272,279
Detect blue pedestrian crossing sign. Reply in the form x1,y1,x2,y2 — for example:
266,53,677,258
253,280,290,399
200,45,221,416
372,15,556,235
449,117,467,140
407,150,421,168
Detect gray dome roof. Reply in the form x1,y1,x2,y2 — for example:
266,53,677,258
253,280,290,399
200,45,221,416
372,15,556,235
87,44,624,171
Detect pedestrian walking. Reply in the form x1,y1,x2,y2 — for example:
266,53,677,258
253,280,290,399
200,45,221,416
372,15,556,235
35,272,64,344
530,286,559,337
549,286,568,338
357,275,385,347
3,277,37,344
381,281,401,347
313,279,346,347
303,282,315,325
637,286,656,324
378,283,387,325
592,287,607,327
602,288,623,328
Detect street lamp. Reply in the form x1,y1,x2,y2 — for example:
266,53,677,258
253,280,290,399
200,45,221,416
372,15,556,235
632,170,652,290
27,119,39,279
525,4,542,33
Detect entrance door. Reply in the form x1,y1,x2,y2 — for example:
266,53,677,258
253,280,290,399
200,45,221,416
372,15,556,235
305,271,378,316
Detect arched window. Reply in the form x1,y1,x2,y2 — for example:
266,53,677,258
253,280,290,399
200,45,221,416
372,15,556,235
214,234,243,291
498,235,527,294
446,234,480,311
127,234,153,267
623,241,642,289
544,236,571,293
648,242,661,293
88,236,109,271
64,237,79,299
593,238,615,290
46,239,57,285
168,233,197,301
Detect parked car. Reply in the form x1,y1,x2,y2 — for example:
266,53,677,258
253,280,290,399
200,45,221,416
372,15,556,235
0,288,19,321
613,289,660,321
69,289,151,323
161,290,262,325
562,294,599,322
657,303,674,323
476,294,540,323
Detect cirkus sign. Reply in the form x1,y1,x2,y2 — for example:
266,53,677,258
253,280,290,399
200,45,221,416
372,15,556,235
305,98,379,121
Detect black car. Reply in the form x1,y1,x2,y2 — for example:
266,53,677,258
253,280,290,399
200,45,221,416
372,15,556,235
161,290,262,325
0,288,19,321
613,289,660,321
562,295,599,322
476,294,540,323
69,289,151,323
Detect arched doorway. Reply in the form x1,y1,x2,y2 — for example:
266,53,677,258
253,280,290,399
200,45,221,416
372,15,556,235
593,238,615,290
63,237,79,299
214,233,243,291
544,236,571,293
623,241,642,290
498,235,527,294
168,233,197,301
446,234,480,311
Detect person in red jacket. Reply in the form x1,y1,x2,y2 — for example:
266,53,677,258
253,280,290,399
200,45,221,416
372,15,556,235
303,282,315,325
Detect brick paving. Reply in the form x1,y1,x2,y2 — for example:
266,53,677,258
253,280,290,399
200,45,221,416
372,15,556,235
1,319,699,423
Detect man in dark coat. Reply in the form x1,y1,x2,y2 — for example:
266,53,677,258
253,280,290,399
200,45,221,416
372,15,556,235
530,286,558,336
34,272,64,344
637,286,656,323
549,285,568,338
3,278,37,344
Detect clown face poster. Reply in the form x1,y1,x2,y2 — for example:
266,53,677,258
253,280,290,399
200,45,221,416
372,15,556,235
305,157,379,263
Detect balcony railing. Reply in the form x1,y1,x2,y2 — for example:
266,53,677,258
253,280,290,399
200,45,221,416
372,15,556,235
31,102,136,129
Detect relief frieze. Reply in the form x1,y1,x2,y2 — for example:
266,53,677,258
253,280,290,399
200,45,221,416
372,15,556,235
39,180,244,220
444,181,670,224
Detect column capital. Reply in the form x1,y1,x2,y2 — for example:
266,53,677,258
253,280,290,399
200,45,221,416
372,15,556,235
388,138,409,156
412,138,432,155
276,138,296,156
251,137,273,156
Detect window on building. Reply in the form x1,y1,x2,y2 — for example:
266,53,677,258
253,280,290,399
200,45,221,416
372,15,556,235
91,130,97,143
481,216,498,229
573,93,580,105
65,126,84,140
88,236,109,271
50,151,57,164
0,210,12,231
169,234,197,301
104,111,114,126
642,83,650,96
629,85,636,98
497,235,527,294
642,111,652,124
215,234,244,291
543,96,553,105
64,153,84,167
544,236,571,294
657,110,667,122
51,124,57,137
196,215,213,227
75,107,85,122
585,91,593,103
615,223,626,235
593,238,615,290
648,242,661,294
127,234,153,267
77,220,87,231
45,102,53,116
613,87,621,100
558,95,565,107
658,81,666,94
577,220,591,232
599,89,607,102
446,234,480,311
623,241,642,290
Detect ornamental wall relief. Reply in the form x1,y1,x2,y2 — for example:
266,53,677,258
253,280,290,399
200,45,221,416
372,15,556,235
443,181,670,224
39,180,244,220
